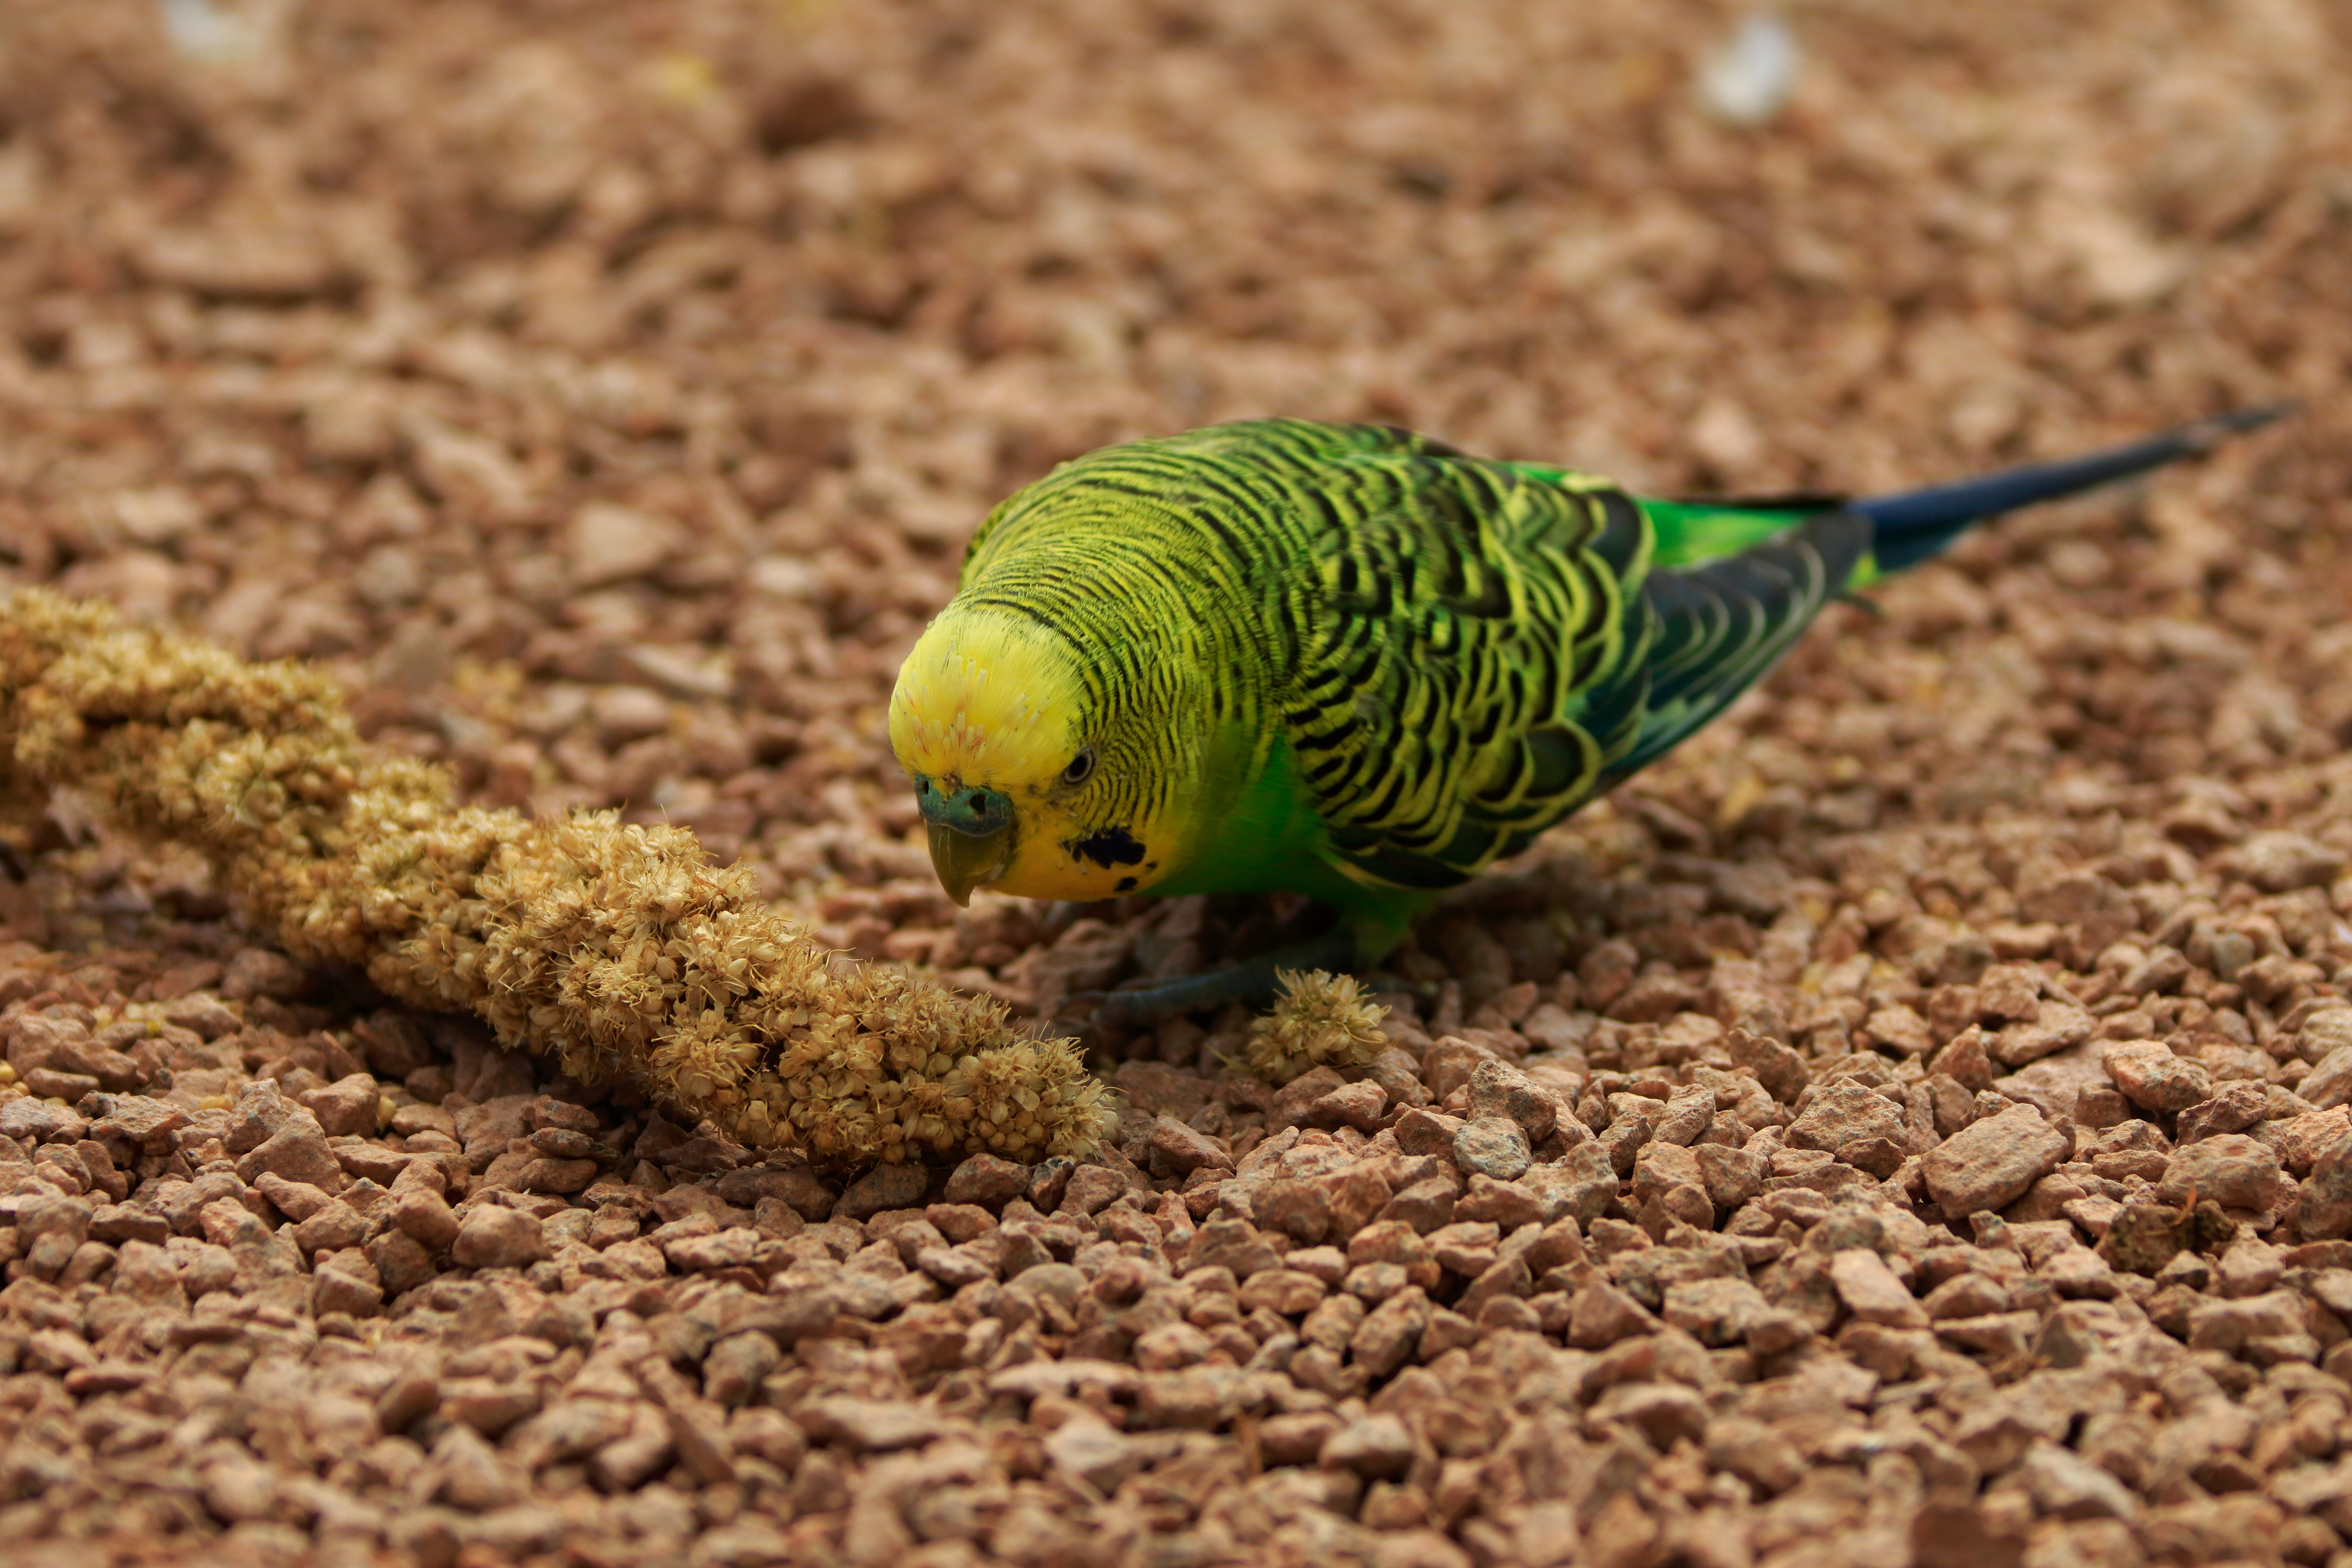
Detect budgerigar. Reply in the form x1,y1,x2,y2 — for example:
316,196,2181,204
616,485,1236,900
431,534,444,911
888,410,2283,1019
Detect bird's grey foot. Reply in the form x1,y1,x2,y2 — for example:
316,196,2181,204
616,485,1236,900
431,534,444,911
1087,926,1357,1027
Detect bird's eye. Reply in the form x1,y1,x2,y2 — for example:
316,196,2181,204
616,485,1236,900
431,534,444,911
1062,749,1096,786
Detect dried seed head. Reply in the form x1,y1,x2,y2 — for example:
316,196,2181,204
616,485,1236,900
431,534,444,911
1242,967,1390,1085
0,588,1112,1170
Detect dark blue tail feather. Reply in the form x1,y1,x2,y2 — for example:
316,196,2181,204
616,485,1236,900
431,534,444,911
1855,405,2291,574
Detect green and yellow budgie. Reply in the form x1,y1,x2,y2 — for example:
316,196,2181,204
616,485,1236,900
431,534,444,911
888,410,2281,1019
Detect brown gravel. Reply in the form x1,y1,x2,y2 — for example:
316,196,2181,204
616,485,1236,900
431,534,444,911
2,0,2352,1566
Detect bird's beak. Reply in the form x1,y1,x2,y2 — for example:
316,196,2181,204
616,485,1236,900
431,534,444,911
927,821,1012,908
913,775,1016,906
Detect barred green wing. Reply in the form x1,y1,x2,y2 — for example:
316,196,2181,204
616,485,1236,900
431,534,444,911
1278,438,1662,890
1273,434,1865,891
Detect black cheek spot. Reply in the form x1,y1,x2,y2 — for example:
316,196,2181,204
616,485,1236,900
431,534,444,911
1115,877,1138,893
1065,826,1147,869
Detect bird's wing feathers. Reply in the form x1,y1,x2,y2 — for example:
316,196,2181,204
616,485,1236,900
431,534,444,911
1277,430,1859,891
1598,509,1868,783
1276,438,1643,890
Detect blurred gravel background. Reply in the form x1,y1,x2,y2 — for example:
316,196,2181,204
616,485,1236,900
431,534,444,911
0,1,2349,1565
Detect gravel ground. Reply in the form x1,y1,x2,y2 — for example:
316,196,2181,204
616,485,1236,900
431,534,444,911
1,1,2351,1565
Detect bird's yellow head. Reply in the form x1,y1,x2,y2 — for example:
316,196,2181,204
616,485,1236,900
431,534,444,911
888,607,1182,907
